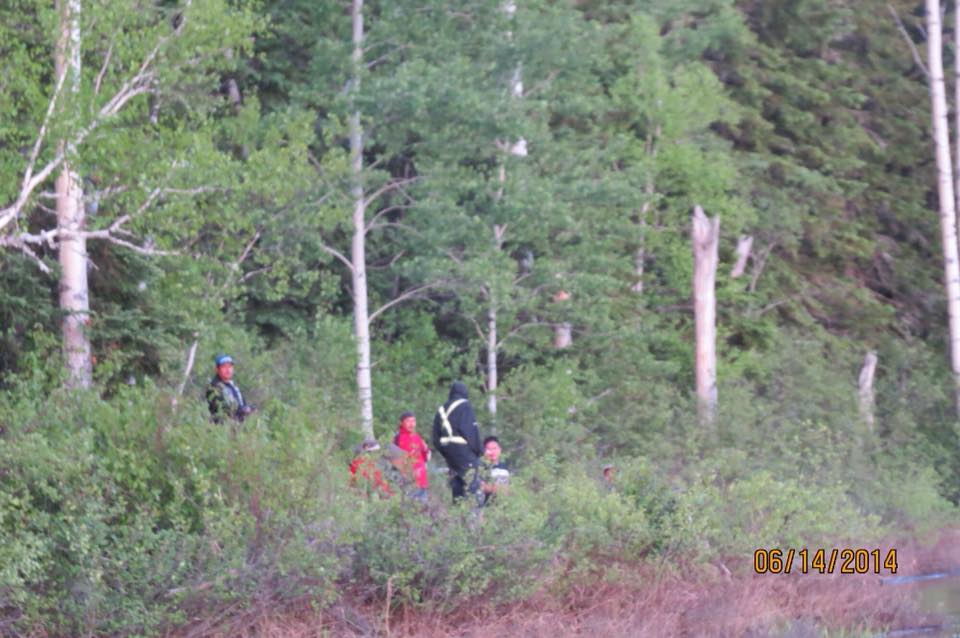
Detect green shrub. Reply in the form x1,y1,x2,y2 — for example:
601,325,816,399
353,479,553,609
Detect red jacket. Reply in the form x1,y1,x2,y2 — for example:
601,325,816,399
394,430,430,489
349,455,393,496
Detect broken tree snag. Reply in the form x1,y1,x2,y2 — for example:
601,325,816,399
553,290,572,348
692,205,720,426
859,351,878,434
553,323,572,348
731,235,753,279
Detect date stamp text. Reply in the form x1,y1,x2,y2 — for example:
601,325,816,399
753,548,898,575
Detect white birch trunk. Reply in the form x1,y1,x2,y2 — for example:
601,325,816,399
487,303,497,418
730,235,754,279
955,2,960,224
858,351,878,433
631,177,653,294
632,132,657,294
350,0,374,438
553,323,572,348
485,224,507,421
482,0,525,420
692,205,719,425
926,0,960,417
56,0,91,390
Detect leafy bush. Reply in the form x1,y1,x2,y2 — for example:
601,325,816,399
0,328,956,634
0,383,347,636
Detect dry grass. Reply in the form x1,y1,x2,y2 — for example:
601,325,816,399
168,527,960,638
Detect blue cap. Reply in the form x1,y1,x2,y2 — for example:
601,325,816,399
215,354,234,366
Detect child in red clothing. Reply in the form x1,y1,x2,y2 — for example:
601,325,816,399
393,411,431,501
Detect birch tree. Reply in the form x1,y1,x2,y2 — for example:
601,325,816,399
292,0,441,438
481,0,529,420
0,1,263,389
55,0,91,388
924,0,960,417
858,350,878,432
349,0,375,439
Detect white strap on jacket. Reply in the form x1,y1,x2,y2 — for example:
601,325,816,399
437,398,467,445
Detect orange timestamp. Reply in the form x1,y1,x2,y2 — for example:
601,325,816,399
753,548,898,575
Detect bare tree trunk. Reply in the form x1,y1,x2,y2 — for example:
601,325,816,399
485,224,508,421
551,289,572,348
926,0,960,418
350,0,374,439
553,322,572,348
632,131,658,294
692,205,719,425
955,2,960,224
176,337,200,397
730,235,754,279
487,303,497,418
858,351,878,433
483,2,523,418
56,0,91,390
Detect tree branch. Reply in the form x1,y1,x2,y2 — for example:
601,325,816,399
366,220,420,235
18,243,52,274
24,67,67,194
469,316,486,342
0,4,193,237
94,39,115,95
367,281,443,325
368,250,406,270
888,4,930,79
364,204,414,233
496,320,550,349
175,335,200,398
238,265,271,283
363,176,420,209
319,242,355,273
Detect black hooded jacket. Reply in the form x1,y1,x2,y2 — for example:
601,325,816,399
432,382,482,477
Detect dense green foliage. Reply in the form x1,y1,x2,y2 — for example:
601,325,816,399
1,0,959,634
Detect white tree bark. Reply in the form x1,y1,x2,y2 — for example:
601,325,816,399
481,0,526,421
632,131,658,294
487,302,498,418
730,235,754,279
552,290,572,348
485,223,508,421
926,0,960,418
350,0,374,439
553,322,572,348
955,2,960,224
692,205,719,425
56,0,92,390
858,350,878,433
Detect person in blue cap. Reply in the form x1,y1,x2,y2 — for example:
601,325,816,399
206,354,253,422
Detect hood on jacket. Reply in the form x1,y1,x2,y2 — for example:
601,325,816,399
448,381,469,401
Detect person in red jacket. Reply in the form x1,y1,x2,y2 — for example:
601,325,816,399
393,411,430,501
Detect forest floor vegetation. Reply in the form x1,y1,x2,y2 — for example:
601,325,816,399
166,528,960,638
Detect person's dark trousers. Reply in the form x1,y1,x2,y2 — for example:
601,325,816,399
449,464,480,503
449,474,466,502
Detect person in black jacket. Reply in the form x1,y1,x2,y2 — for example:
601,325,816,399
432,381,483,502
